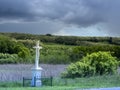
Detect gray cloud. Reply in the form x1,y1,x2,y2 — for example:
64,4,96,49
0,20,65,34
0,0,31,19
0,0,120,36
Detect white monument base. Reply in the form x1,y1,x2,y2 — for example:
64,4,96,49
31,67,42,87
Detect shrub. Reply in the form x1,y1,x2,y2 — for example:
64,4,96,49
83,51,118,75
62,62,95,78
0,53,19,64
14,45,30,59
62,51,119,78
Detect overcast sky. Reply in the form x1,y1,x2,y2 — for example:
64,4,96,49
0,0,120,36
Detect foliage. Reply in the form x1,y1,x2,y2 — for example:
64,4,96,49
70,45,120,62
14,45,30,58
62,62,95,78
0,35,30,63
63,51,119,78
40,45,71,64
1,32,120,46
0,35,31,60
83,51,118,75
0,53,19,64
0,33,120,64
0,35,16,54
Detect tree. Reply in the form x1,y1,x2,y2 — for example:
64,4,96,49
14,45,30,58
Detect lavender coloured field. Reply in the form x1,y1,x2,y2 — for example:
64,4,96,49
0,64,68,81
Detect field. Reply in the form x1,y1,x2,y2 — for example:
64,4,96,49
0,33,120,89
0,64,67,81
0,74,120,89
0,64,120,89
0,86,75,90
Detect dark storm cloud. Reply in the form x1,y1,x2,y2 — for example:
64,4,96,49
0,0,32,19
0,0,108,24
0,0,120,36
30,0,105,26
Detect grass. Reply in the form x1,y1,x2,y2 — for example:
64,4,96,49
52,75,120,88
0,75,120,89
0,86,76,90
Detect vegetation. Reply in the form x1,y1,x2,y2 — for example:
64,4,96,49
0,75,120,89
1,32,120,45
0,32,120,64
62,52,119,78
0,53,18,64
0,87,75,90
0,32,120,89
0,35,32,64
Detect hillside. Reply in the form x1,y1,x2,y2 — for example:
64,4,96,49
0,32,120,64
1,32,120,46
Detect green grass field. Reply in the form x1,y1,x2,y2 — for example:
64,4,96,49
0,86,76,90
0,75,120,90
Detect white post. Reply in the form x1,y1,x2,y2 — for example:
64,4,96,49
31,41,42,87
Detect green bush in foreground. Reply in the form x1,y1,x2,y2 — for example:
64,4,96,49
63,51,119,78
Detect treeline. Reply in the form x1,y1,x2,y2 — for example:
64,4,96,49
70,45,120,62
1,32,120,46
0,32,120,64
40,45,120,64
0,35,32,63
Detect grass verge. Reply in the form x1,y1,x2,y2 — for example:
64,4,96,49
0,75,120,89
0,86,76,90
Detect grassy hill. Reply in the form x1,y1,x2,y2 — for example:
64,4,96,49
0,32,120,64
1,32,120,46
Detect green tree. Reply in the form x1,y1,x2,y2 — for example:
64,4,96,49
14,45,30,58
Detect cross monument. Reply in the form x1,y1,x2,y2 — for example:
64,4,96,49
31,41,42,87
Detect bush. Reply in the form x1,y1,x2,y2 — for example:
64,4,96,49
0,53,19,64
14,45,30,59
83,51,118,75
62,62,95,78
62,51,119,78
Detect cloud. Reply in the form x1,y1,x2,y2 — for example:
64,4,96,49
0,0,31,20
0,20,65,34
30,0,105,26
0,0,120,36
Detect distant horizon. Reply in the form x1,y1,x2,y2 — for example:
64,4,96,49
1,31,120,37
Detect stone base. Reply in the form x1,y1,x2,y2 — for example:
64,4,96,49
31,67,42,87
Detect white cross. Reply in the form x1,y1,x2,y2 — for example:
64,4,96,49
33,41,42,69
